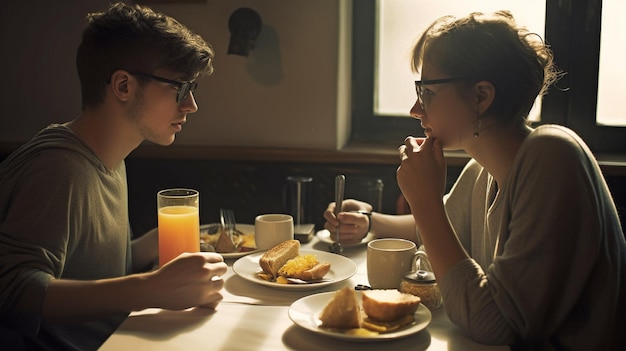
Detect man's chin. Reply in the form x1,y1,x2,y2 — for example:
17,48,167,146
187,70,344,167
161,138,176,146
145,137,176,147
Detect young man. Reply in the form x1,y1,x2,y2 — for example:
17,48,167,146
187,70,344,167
0,3,227,350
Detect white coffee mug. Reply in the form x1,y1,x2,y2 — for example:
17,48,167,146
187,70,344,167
367,238,418,289
254,214,294,250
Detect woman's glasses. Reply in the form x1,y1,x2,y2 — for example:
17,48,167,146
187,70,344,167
126,70,197,104
414,77,466,111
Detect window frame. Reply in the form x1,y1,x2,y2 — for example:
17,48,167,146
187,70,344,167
351,0,626,153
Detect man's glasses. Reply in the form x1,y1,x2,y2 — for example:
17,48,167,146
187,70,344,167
126,70,197,104
414,77,466,111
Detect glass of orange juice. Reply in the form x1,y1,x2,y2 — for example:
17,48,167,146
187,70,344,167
157,188,200,266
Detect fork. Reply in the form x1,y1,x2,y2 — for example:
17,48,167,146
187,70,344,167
219,208,236,242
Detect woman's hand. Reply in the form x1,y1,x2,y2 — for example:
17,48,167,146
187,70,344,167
144,252,228,310
323,199,372,245
397,137,447,219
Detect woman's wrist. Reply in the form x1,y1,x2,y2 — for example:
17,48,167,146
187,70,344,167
356,210,372,236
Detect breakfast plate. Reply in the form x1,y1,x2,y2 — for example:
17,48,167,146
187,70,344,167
316,229,375,248
288,291,432,341
200,223,259,259
232,250,357,291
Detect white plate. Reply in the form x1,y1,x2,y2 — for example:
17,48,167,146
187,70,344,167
232,250,357,291
289,291,432,341
200,223,260,259
316,229,375,248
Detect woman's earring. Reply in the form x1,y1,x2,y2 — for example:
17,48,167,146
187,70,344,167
473,119,481,138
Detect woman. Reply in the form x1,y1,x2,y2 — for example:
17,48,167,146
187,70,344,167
325,11,625,349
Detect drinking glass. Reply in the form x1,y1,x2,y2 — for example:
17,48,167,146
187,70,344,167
157,188,200,266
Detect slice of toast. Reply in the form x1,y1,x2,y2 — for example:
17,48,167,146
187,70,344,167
259,239,300,277
214,230,237,253
361,289,421,322
319,286,361,329
287,262,331,281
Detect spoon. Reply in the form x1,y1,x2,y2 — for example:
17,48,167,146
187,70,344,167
330,174,345,254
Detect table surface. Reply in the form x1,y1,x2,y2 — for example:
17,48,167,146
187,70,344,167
99,234,510,351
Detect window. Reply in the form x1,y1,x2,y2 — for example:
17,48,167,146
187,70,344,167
375,0,545,118
352,0,626,152
597,0,626,127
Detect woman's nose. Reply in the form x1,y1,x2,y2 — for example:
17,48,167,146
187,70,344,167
410,100,425,119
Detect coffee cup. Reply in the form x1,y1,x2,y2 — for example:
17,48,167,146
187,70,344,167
367,238,418,289
254,214,294,250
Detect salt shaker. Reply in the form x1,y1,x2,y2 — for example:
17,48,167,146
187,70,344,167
400,270,443,311
400,269,443,310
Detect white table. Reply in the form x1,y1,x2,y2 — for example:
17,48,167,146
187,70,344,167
99,235,510,351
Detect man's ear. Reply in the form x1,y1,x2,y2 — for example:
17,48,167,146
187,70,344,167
474,81,495,115
109,70,132,102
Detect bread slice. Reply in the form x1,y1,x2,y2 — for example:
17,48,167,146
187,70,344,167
290,262,331,281
319,286,361,329
361,289,421,322
259,239,300,277
214,230,237,253
278,254,331,280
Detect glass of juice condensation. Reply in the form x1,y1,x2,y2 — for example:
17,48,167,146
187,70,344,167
157,188,200,266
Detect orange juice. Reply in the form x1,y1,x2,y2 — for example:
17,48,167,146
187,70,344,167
158,205,200,266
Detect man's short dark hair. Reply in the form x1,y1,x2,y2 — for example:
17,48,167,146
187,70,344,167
76,2,214,108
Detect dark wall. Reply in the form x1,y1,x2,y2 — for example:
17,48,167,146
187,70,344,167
125,157,466,237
